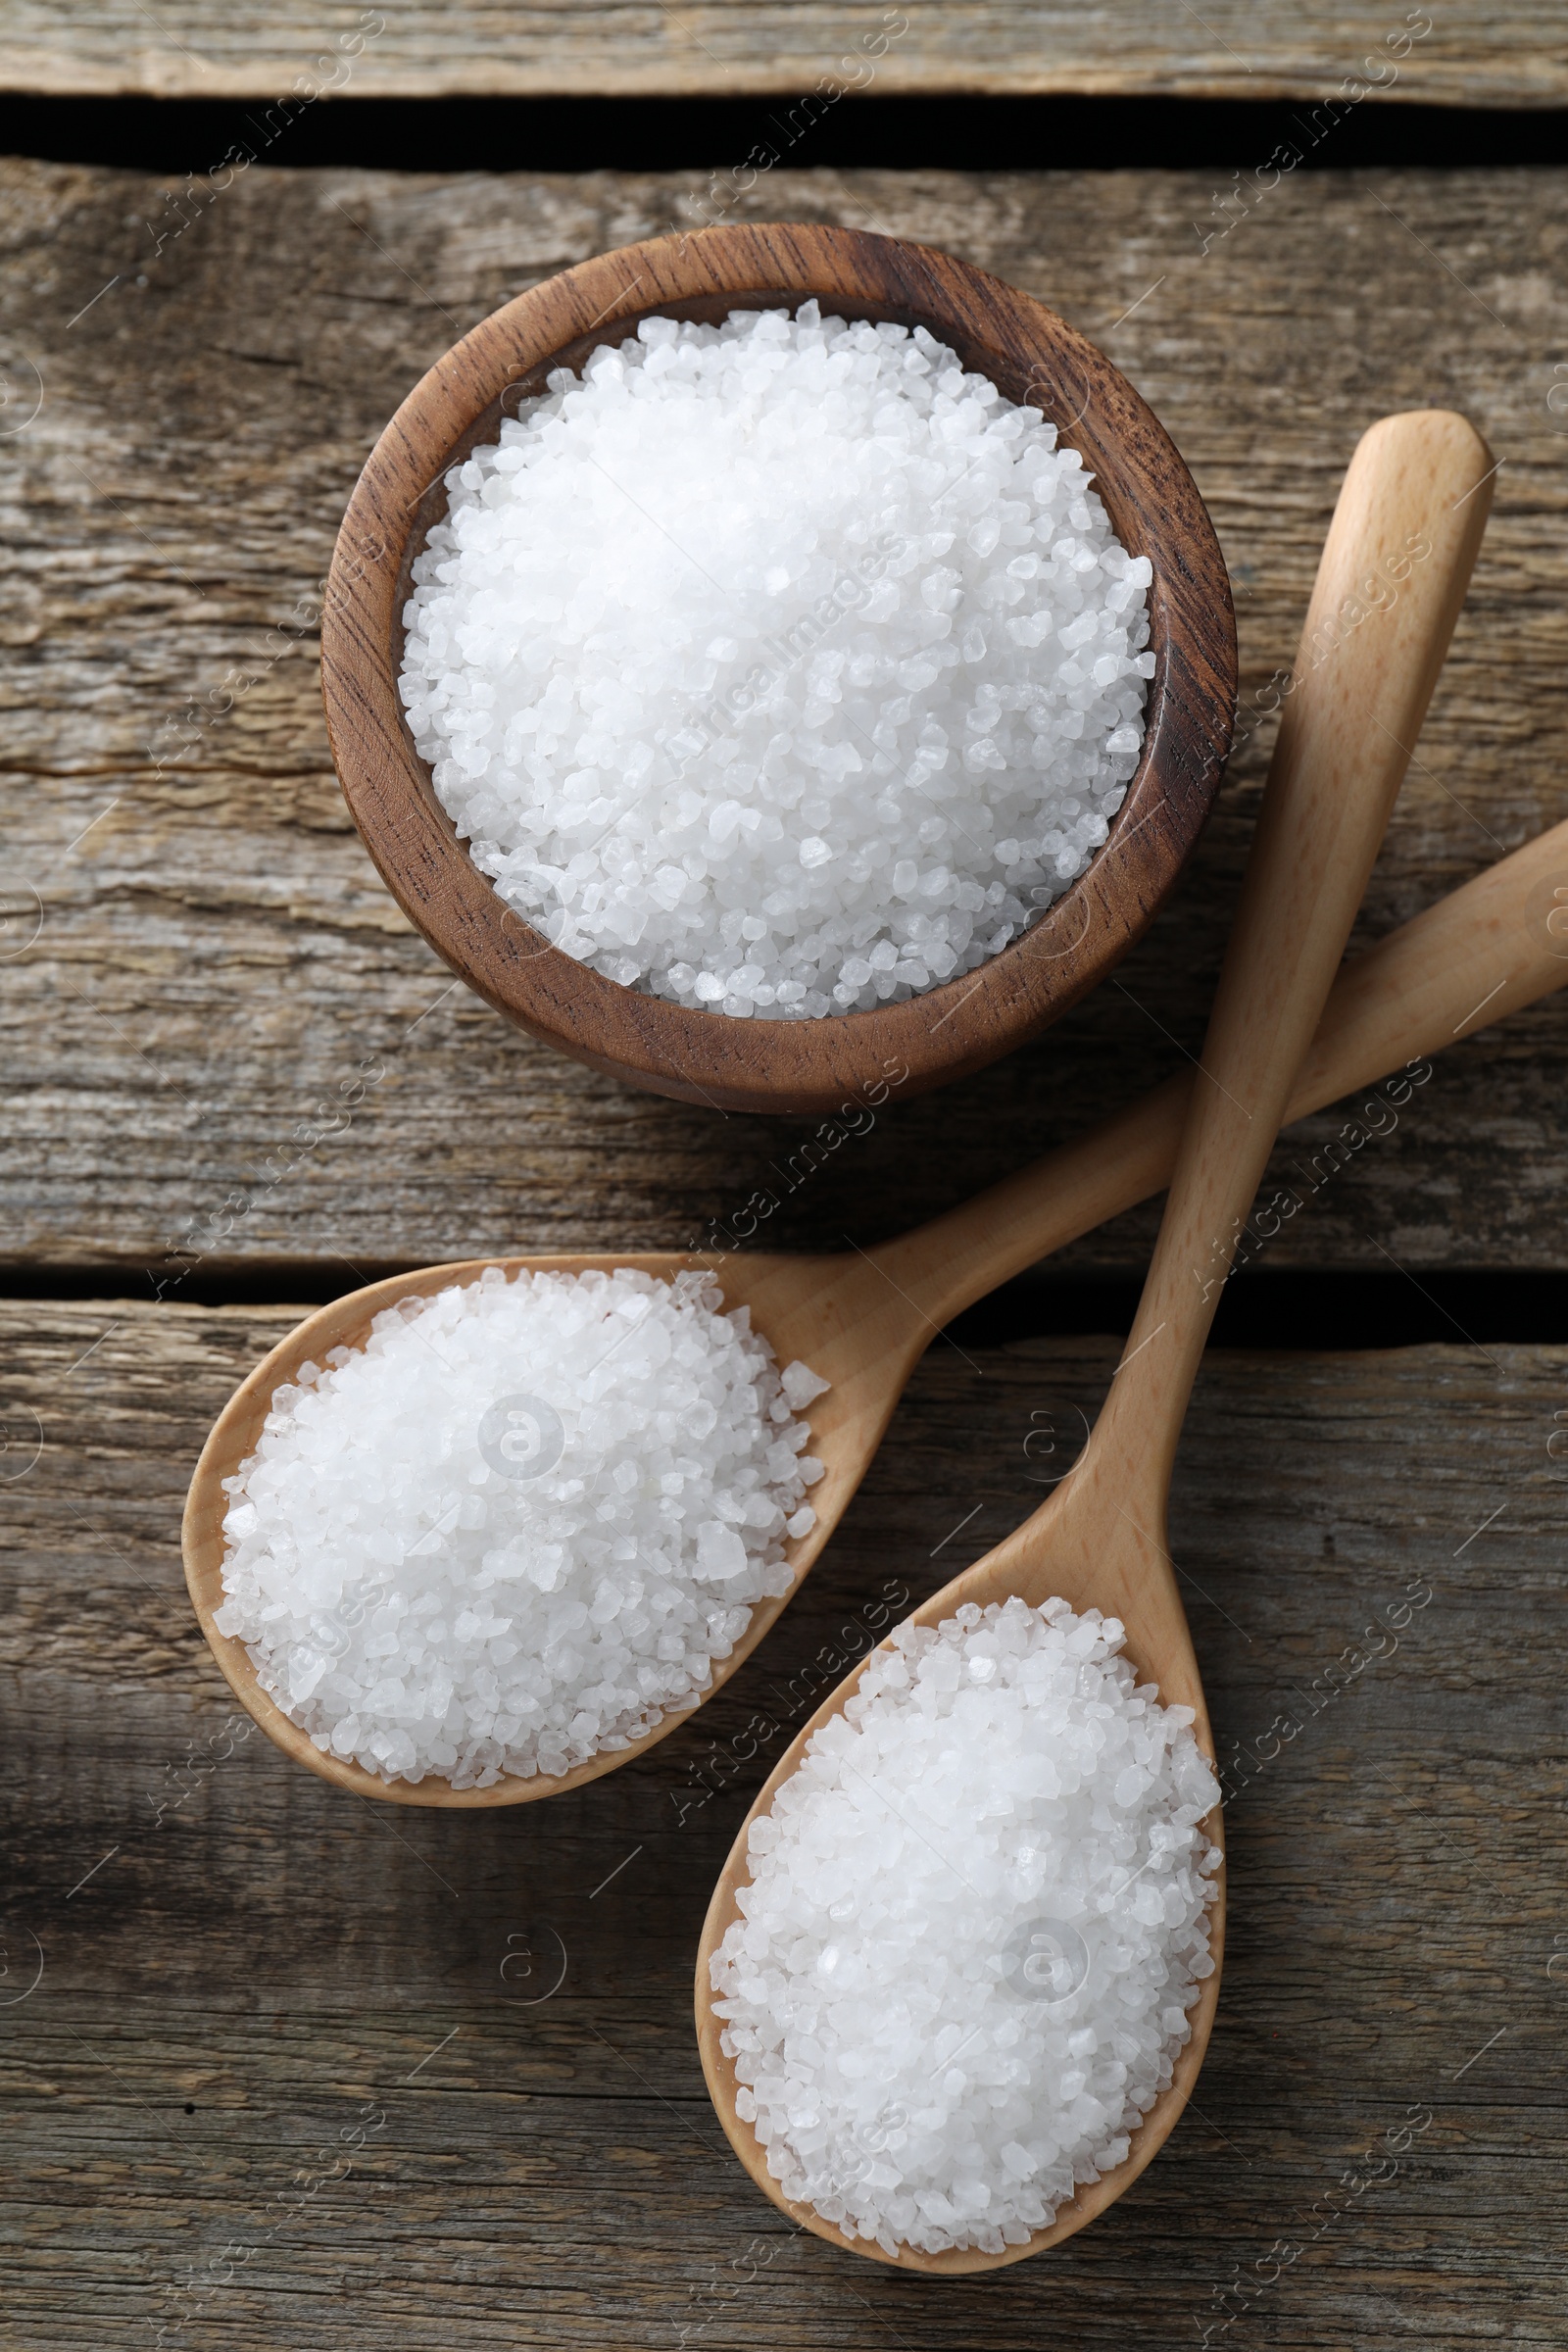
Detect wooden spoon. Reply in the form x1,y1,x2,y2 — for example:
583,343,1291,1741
693,408,1495,2268
183,412,1506,1809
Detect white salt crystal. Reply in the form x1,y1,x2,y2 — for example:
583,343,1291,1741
779,1359,832,1409
399,305,1152,1018
216,1268,827,1788
709,1596,1221,2256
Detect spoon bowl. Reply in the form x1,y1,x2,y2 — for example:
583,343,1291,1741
694,1470,1226,2275
183,1246,876,1807
320,219,1236,1115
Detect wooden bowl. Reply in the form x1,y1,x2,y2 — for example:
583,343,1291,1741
321,222,1235,1116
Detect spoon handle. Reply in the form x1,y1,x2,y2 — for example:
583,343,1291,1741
1286,812,1565,1107
1093,409,1494,1509
875,808,1566,1332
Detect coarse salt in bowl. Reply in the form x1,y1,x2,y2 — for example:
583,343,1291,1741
324,223,1237,1112
398,303,1154,1024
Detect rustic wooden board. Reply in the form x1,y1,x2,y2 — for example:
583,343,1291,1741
3,159,1568,1280
2,1,1565,105
2,1301,1564,2346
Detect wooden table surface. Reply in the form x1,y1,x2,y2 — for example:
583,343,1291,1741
3,148,1567,2349
5,2,1566,104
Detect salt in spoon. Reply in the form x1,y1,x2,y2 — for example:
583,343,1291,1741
693,408,1494,2268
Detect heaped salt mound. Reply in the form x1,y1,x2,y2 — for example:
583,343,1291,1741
710,1596,1221,2258
214,1267,829,1788
398,304,1152,1019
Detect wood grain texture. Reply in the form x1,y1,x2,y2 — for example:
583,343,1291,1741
1,0,1565,104
324,220,1235,1113
3,1299,1565,2343
3,161,1568,1275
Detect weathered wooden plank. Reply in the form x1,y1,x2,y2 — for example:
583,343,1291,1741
1,1,1564,105
2,1300,1564,2344
3,160,1568,1279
